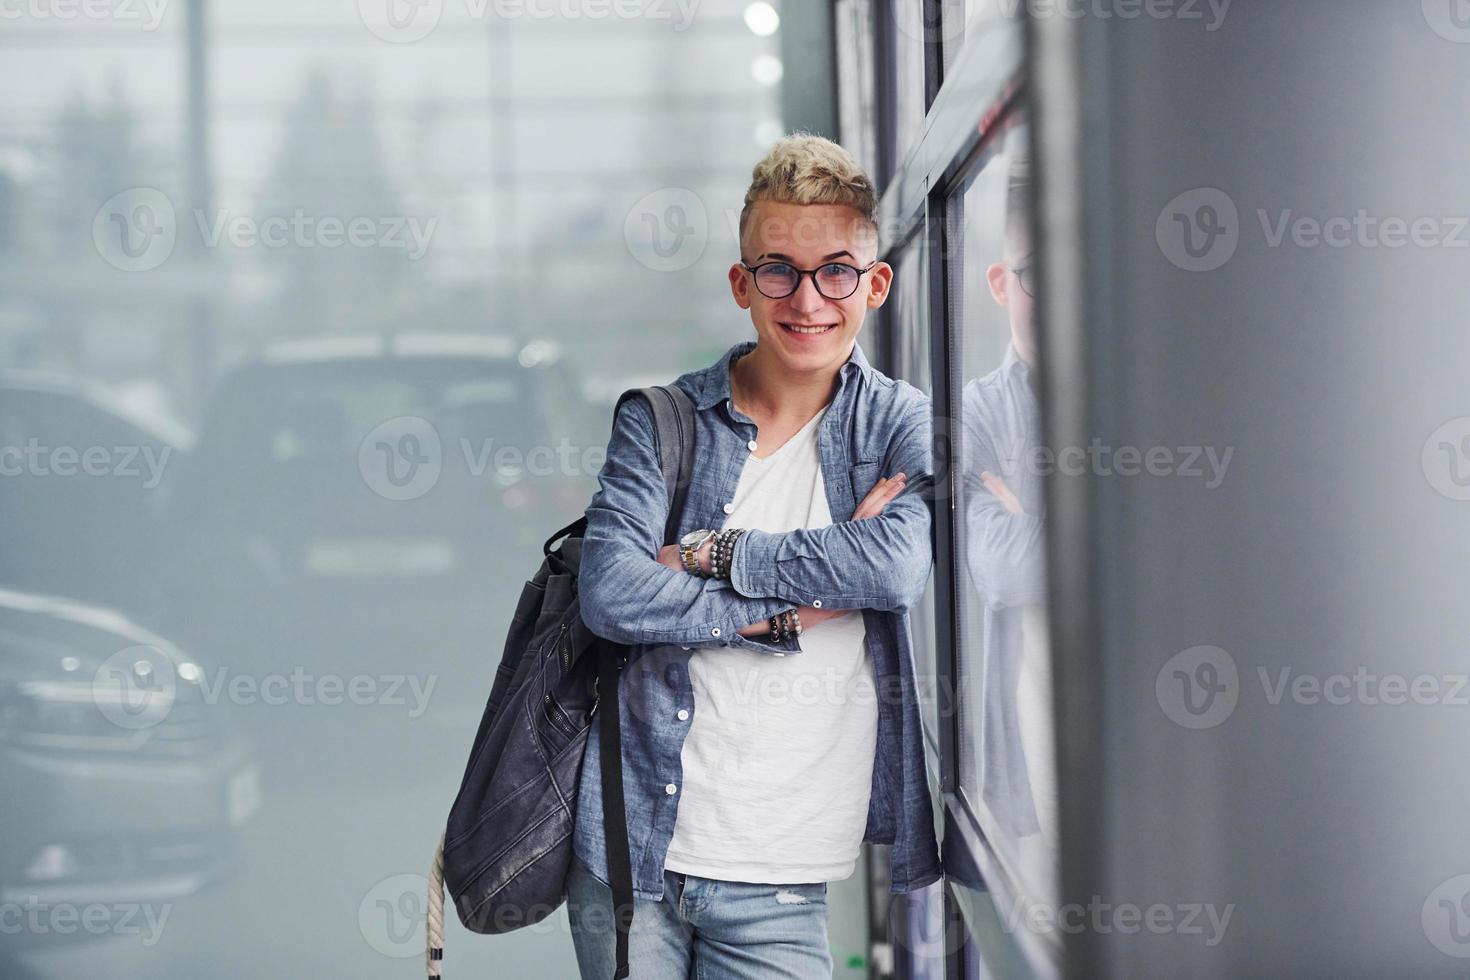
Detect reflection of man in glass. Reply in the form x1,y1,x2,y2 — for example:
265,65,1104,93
962,153,1057,851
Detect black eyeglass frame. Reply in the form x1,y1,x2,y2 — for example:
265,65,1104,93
1010,264,1036,299
739,260,879,301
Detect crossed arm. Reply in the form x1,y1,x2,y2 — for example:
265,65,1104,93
653,473,912,636
961,412,1046,609
577,393,935,654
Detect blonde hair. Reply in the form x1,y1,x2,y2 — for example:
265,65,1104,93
738,133,878,246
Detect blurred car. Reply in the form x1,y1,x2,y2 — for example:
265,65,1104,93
0,371,192,626
159,334,600,668
0,588,258,945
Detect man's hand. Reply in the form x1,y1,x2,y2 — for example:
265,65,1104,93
854,472,907,520
736,604,844,637
732,471,907,637
980,470,1024,515
655,543,685,571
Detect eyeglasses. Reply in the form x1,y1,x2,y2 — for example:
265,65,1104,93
740,260,877,301
1011,264,1036,298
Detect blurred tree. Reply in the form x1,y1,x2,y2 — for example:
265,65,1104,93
45,81,153,260
27,80,159,372
257,69,414,337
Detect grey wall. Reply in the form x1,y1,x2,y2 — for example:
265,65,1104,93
1039,1,1470,975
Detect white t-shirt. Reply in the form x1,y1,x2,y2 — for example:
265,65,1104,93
663,405,879,884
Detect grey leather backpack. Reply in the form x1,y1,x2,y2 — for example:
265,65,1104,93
427,384,695,980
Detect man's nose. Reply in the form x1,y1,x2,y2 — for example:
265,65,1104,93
788,274,825,314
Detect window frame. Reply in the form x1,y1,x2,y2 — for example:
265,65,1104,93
853,1,1062,977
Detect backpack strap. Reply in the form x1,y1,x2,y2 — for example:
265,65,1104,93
614,384,696,545
541,383,694,560
602,383,694,979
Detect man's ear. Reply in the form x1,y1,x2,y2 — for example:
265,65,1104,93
985,261,1009,307
865,261,894,309
729,263,753,310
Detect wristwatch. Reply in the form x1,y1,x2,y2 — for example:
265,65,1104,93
678,529,717,576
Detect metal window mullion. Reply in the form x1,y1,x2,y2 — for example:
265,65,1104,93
924,183,960,802
1029,6,1107,980
872,0,901,193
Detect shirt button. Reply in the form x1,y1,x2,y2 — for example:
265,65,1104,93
723,502,734,515
747,439,758,451
710,627,721,637
676,709,689,721
665,783,678,795
813,599,823,608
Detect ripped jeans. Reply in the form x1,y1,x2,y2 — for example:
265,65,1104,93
565,852,832,980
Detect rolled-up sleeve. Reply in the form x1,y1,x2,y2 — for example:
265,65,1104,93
728,393,934,613
578,394,802,652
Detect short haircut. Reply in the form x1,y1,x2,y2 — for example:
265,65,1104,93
739,133,879,247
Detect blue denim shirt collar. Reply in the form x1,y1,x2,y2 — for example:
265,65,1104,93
692,338,875,411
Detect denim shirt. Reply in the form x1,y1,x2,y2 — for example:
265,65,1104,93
573,339,943,901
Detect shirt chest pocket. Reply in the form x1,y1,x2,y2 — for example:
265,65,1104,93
848,460,882,511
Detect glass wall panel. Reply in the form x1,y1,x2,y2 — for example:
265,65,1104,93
886,234,943,750
890,2,929,166
948,121,1057,909
835,0,879,180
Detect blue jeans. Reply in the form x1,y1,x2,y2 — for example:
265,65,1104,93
565,853,832,979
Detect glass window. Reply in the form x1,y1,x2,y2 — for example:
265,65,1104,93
941,0,976,76
940,0,1026,74
891,3,930,166
885,234,943,750
835,0,879,181
948,120,1058,908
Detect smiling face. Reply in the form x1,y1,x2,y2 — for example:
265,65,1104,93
729,200,893,376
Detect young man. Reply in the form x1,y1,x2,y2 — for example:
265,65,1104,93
569,134,940,979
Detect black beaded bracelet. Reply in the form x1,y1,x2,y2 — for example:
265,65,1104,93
727,528,746,579
712,527,744,580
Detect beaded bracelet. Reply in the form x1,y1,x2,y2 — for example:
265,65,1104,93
712,527,745,580
766,609,802,642
788,608,802,637
717,531,731,578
